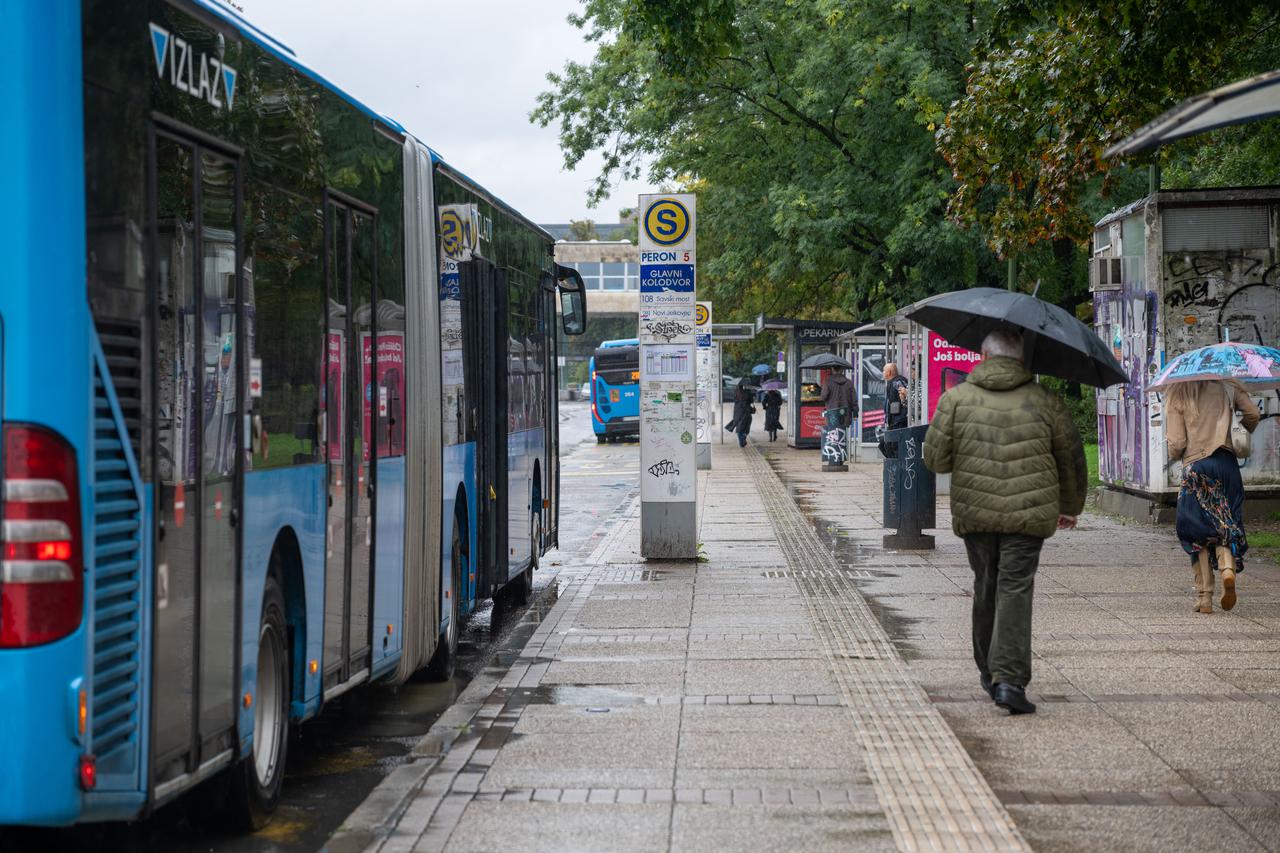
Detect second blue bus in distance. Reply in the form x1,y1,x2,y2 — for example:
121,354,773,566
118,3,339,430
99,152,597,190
590,339,639,443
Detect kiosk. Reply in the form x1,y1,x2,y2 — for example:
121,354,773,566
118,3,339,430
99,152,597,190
754,317,860,448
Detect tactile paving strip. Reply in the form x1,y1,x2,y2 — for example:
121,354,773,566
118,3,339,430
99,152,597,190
744,445,1029,852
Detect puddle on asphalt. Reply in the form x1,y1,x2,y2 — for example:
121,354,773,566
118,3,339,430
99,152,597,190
512,684,649,707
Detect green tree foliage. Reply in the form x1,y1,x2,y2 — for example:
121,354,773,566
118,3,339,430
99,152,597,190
533,0,1004,323
940,0,1280,258
568,218,602,240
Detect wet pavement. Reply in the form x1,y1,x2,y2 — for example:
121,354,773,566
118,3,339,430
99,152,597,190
342,427,1280,852
760,440,1280,852
0,402,637,853
343,437,1022,851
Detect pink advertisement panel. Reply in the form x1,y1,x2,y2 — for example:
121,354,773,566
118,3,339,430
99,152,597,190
926,332,980,420
362,333,407,460
324,331,344,463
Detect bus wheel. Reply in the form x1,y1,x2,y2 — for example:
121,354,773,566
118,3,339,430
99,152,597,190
426,515,463,681
227,576,289,830
596,434,607,444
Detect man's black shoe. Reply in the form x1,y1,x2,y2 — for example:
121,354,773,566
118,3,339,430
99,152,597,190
993,683,1036,715
980,673,994,699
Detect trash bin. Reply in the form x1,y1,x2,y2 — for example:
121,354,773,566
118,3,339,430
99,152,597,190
881,423,935,550
821,407,850,472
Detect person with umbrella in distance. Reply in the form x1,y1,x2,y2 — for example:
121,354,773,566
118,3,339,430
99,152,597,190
761,383,785,442
730,379,756,448
819,362,857,435
908,287,1126,716
1154,343,1267,613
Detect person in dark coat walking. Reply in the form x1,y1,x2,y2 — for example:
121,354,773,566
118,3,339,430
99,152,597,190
819,367,857,429
762,389,784,442
730,381,755,447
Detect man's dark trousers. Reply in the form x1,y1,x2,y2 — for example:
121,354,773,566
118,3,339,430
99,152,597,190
963,532,1043,688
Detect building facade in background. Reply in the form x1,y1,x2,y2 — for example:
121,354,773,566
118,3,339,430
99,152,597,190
545,230,640,387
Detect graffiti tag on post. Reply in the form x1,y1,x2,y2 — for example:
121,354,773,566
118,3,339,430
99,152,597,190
643,320,693,343
647,459,680,478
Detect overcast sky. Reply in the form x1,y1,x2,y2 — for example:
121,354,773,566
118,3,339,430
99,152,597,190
236,0,649,224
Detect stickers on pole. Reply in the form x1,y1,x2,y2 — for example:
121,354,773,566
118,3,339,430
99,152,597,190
695,301,714,445
695,302,712,349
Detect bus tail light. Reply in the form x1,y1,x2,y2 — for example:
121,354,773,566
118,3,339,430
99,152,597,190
0,424,83,648
79,754,96,790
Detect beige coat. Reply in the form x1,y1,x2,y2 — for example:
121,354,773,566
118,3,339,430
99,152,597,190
1166,381,1260,464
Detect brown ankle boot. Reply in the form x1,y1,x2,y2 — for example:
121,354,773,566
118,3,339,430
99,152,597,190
1194,550,1213,614
1217,547,1237,611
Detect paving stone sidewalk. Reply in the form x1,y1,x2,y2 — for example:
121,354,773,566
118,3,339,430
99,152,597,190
764,440,1280,852
331,441,1027,852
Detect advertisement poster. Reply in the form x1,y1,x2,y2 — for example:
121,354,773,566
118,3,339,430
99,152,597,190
926,332,980,420
324,331,345,463
799,405,825,439
858,345,886,443
361,332,406,459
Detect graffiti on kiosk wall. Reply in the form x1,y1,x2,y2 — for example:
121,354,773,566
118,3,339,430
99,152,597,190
1095,279,1156,489
1098,249,1280,490
1161,251,1280,485
1163,252,1280,349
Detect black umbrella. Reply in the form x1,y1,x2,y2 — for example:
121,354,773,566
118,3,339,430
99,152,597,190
905,287,1127,387
799,352,853,371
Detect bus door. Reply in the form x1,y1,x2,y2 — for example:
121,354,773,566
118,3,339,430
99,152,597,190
540,276,559,549
322,195,378,695
459,259,508,598
149,127,243,784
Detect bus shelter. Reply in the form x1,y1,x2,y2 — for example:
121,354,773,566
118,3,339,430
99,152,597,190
839,309,980,462
753,316,860,448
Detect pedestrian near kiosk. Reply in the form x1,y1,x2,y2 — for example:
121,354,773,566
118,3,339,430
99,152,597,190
730,380,755,448
923,329,1086,715
820,366,857,431
884,362,909,430
1166,379,1259,613
762,388,784,442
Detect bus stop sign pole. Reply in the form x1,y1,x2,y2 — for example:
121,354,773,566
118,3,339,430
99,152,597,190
638,193,698,559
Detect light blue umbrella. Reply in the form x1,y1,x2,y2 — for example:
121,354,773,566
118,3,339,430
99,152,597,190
1150,342,1280,392
751,363,771,375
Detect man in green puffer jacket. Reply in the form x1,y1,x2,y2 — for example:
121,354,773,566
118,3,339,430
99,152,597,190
923,329,1086,715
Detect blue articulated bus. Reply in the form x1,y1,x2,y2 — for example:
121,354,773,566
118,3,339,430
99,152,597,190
589,339,640,443
0,0,586,829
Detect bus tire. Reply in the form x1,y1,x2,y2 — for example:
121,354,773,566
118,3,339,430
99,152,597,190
227,575,290,831
426,515,463,681
596,434,607,444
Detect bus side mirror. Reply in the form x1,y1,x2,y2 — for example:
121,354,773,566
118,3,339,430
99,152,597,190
554,264,587,336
